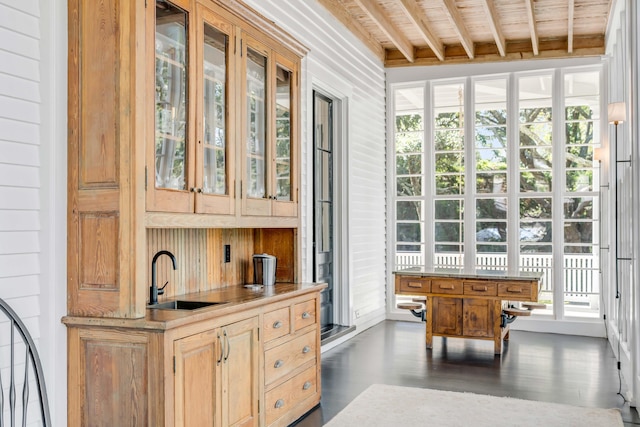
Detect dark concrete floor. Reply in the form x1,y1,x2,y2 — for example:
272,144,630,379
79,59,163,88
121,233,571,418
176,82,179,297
294,320,640,426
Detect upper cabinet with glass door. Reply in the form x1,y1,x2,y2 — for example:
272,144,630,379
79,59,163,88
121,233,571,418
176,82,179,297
147,0,302,222
148,0,234,215
242,36,298,218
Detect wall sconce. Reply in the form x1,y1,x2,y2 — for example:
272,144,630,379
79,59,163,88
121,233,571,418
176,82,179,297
608,101,627,300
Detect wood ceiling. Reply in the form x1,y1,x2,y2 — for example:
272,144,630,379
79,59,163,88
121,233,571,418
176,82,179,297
318,0,613,66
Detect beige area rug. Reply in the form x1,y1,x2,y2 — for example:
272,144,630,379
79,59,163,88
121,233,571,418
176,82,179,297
324,384,623,427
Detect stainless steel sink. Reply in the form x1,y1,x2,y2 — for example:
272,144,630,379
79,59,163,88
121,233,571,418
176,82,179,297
148,300,226,310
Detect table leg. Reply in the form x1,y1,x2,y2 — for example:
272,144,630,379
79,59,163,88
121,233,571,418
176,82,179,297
425,296,433,349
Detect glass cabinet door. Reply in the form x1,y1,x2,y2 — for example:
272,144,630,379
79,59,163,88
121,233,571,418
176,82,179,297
202,22,228,196
245,47,267,200
155,1,188,191
275,64,292,202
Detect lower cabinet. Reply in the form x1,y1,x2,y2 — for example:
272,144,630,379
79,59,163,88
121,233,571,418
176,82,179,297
432,297,495,338
174,316,259,427
64,288,323,427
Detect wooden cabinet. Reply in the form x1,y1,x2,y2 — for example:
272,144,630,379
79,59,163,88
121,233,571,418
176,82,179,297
174,316,259,427
147,0,300,219
395,271,541,354
262,295,321,427
64,285,325,427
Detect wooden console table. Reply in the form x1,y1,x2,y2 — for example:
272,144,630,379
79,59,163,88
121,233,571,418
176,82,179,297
394,268,543,355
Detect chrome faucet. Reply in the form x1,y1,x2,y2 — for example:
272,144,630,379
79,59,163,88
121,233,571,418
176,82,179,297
149,250,177,305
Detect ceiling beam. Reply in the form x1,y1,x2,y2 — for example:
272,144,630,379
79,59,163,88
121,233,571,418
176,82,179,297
480,0,506,57
397,0,444,61
352,0,415,62
568,0,575,53
441,0,474,59
524,0,539,55
316,0,385,61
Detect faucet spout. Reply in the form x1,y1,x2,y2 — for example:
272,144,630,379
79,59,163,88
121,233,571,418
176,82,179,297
150,250,177,305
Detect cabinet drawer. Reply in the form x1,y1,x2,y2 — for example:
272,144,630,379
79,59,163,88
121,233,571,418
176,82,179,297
264,307,291,342
397,277,431,294
463,281,497,296
293,299,317,331
265,366,317,425
265,330,316,385
498,282,533,299
431,279,463,295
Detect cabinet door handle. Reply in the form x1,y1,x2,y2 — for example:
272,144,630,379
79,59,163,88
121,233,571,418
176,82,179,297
274,359,284,369
216,333,223,365
302,345,311,354
224,330,230,362
274,399,285,409
302,311,311,319
273,320,283,329
302,381,312,390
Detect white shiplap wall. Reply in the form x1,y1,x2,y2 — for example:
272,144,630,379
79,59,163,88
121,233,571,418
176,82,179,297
0,0,45,423
1,0,67,424
243,0,388,328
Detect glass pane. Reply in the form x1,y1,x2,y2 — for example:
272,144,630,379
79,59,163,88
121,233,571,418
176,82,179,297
275,64,292,200
435,152,464,172
320,151,330,200
397,223,421,243
246,47,267,198
435,244,463,253
477,244,506,253
202,22,227,195
397,244,422,253
563,197,593,219
155,1,188,190
476,149,507,171
477,173,507,193
397,201,422,221
566,170,593,192
476,198,507,219
475,110,507,126
520,171,552,192
520,148,552,169
396,114,423,133
520,123,553,146
396,154,422,175
520,244,552,253
397,176,422,197
520,198,552,219
435,129,463,150
520,222,552,242
566,146,593,167
476,222,507,242
565,121,598,145
435,222,462,242
475,128,507,148
564,222,593,244
435,199,463,220
435,175,464,195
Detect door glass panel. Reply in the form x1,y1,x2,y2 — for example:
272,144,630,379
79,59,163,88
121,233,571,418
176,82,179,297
155,1,188,190
275,65,292,201
202,23,227,195
246,48,267,199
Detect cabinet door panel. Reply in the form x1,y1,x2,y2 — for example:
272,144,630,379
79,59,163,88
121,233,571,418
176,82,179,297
195,6,235,215
463,298,494,337
432,297,462,336
222,317,260,427
174,329,220,427
147,0,194,212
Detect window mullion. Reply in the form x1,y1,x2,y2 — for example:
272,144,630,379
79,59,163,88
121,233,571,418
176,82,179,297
425,82,434,267
464,76,475,270
552,68,565,320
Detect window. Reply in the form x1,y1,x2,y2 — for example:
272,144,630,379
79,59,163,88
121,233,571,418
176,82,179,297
392,66,602,319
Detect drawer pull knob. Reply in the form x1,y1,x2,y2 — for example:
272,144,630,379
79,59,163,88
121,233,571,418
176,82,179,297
303,381,312,390
302,345,311,354
273,320,283,329
275,399,285,409
302,311,311,319
274,359,284,369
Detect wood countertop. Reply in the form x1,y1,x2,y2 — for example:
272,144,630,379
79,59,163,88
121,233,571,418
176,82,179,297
62,282,327,331
393,266,543,282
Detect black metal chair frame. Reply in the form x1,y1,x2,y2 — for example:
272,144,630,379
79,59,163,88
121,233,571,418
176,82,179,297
0,298,51,427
